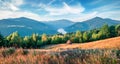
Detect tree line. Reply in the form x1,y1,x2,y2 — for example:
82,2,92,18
0,24,120,48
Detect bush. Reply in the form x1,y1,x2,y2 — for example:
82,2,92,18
2,47,15,57
22,50,29,55
116,50,120,58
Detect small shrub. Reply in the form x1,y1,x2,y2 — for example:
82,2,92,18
100,57,117,64
22,50,29,55
116,50,120,58
2,47,15,57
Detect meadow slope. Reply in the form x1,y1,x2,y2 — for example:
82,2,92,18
42,36,120,50
1,37,120,64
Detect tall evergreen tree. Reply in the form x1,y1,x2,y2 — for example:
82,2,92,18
109,26,117,37
83,32,89,42
0,33,4,47
99,24,110,39
115,24,120,36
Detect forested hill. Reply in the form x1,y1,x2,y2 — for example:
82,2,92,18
65,17,120,32
0,24,120,48
0,17,120,36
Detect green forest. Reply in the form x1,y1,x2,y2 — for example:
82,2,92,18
0,24,120,48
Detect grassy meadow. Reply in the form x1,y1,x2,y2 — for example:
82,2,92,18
1,48,120,64
0,36,120,64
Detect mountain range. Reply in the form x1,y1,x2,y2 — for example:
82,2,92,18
65,17,120,32
0,17,120,36
0,17,56,36
43,19,74,29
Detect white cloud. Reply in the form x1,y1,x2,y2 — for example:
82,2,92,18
92,2,120,12
57,28,67,34
9,3,19,11
47,0,56,6
0,10,98,22
0,0,119,22
11,0,24,6
0,10,41,20
97,10,120,20
45,2,85,15
0,10,58,21
91,2,120,21
71,12,98,22
0,0,42,20
0,10,13,19
0,0,24,11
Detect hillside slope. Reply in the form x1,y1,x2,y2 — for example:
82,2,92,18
65,17,120,32
0,17,56,36
43,19,74,29
42,36,120,50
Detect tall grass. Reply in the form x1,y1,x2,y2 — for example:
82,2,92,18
0,48,120,64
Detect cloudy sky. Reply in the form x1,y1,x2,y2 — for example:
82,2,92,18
0,0,120,22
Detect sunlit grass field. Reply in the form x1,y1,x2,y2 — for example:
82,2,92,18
0,36,120,64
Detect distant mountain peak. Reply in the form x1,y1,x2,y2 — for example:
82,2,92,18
92,17,103,19
43,19,74,29
65,17,120,32
18,17,28,19
14,17,33,20
48,19,73,22
0,17,57,36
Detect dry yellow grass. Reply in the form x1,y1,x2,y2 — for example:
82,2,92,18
0,47,120,64
42,36,120,50
79,36,120,49
1,37,120,64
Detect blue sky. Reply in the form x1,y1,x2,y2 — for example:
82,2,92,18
0,0,120,22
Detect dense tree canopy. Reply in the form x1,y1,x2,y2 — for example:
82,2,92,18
0,24,120,48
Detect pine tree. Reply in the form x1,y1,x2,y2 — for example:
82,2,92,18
109,26,116,37
83,32,88,42
99,24,110,39
23,36,30,48
115,24,120,36
0,33,4,47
